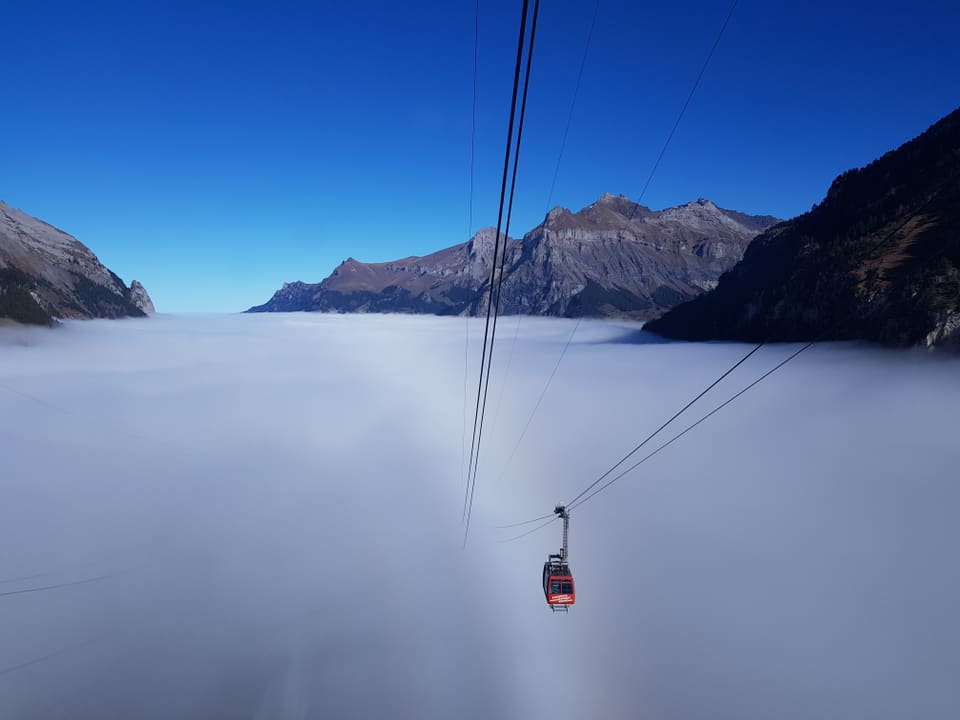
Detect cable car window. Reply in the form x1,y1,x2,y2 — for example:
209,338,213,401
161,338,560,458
562,581,573,594
550,580,561,594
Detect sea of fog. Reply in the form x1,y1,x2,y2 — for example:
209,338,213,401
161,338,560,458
0,313,958,719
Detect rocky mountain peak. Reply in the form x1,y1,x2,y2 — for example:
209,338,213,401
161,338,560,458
543,206,575,229
128,280,155,315
583,192,644,220
249,195,780,319
669,198,721,216
545,206,568,222
467,227,511,258
597,192,627,204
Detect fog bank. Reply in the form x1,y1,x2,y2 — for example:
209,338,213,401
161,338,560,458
1,314,958,719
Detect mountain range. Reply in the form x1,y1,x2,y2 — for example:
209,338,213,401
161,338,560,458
248,196,780,320
0,201,153,326
9,105,955,348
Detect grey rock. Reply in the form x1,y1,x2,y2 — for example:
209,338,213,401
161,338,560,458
127,280,155,315
0,201,149,324
249,196,779,319
926,311,960,348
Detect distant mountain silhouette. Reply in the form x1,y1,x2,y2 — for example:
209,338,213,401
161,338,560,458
0,201,153,325
646,107,960,348
249,196,779,319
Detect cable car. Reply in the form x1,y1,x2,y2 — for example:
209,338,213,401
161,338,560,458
542,505,575,611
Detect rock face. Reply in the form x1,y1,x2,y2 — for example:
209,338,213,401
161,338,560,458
249,197,779,319
646,107,960,349
128,280,155,315
0,201,151,325
253,227,518,316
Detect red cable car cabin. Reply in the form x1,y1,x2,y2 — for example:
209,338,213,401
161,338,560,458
543,553,575,609
542,505,575,611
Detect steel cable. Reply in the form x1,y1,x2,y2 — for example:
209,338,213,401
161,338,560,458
463,0,538,543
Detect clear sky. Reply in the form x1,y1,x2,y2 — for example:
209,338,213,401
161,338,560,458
2,0,958,312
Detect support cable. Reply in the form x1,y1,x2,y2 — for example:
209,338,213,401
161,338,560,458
503,179,955,537
469,0,542,518
493,0,737,489
0,570,63,586
489,0,599,460
630,0,738,214
565,341,762,508
461,0,481,505
462,0,536,540
545,0,601,211
499,515,558,543
496,511,555,529
495,316,582,484
0,635,108,678
0,572,124,600
568,343,812,510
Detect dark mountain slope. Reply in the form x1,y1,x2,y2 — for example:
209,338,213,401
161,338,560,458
646,107,960,348
0,201,154,325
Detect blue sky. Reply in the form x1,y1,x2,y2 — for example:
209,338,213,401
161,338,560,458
2,0,958,312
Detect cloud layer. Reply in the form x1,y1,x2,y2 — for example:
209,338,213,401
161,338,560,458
1,314,958,719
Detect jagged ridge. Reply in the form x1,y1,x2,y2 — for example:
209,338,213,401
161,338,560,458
249,196,779,319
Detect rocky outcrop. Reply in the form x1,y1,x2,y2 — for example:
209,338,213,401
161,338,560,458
127,280,155,315
490,195,778,318
249,197,779,319
924,311,960,348
0,201,151,325
646,107,960,349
